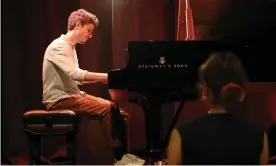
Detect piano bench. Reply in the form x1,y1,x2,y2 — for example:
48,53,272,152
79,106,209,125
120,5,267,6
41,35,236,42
22,110,78,165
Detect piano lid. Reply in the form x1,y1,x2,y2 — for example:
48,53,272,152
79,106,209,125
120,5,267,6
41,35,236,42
123,39,276,82
108,40,233,92
126,40,230,69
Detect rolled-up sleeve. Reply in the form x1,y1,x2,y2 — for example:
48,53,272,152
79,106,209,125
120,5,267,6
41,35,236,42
44,42,87,82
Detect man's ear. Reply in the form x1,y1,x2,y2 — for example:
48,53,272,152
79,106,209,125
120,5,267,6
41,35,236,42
75,22,82,29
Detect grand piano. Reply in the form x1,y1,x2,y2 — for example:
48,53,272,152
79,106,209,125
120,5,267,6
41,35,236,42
108,35,276,161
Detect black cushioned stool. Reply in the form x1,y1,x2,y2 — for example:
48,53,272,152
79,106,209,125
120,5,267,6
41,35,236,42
22,110,78,165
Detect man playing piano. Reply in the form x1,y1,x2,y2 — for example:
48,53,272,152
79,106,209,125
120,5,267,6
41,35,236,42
42,9,144,165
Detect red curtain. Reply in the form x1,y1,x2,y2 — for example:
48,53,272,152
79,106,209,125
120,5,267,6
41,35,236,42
2,0,276,164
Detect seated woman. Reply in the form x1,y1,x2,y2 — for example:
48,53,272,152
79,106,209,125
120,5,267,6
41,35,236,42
268,124,276,163
167,52,269,165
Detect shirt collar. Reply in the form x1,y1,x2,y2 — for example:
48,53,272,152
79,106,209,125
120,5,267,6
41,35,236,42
60,34,75,48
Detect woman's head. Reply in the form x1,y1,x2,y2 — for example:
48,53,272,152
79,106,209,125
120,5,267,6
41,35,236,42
198,51,249,112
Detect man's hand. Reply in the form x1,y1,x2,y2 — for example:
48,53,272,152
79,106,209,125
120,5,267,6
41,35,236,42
81,80,101,84
81,79,108,85
83,72,108,84
100,78,108,84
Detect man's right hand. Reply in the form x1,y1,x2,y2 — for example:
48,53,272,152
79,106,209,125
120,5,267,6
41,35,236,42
100,79,108,84
84,72,108,84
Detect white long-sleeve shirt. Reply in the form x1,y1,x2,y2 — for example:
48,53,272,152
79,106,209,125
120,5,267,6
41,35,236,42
42,34,87,109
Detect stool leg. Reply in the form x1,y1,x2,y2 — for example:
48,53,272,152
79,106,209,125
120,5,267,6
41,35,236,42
66,132,76,164
27,133,41,165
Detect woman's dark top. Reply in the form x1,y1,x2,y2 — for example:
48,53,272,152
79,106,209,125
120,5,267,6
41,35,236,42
177,113,264,165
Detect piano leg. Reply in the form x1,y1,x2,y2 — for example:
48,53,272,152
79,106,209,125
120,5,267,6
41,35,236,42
129,96,165,163
140,97,167,164
129,96,187,165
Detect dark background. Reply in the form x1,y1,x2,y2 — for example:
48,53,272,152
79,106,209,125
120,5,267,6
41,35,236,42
2,0,276,164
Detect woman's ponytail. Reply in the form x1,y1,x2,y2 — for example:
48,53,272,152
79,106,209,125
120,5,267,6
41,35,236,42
220,83,245,114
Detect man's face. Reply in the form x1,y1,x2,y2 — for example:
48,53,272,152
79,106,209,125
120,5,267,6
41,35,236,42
76,23,95,44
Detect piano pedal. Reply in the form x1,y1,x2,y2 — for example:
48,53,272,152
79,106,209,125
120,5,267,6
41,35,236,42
152,158,168,165
145,155,168,165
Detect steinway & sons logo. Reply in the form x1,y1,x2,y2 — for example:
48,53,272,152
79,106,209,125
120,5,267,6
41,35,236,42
138,56,188,69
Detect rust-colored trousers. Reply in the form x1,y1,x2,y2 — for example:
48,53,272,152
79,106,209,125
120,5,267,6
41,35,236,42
48,93,126,148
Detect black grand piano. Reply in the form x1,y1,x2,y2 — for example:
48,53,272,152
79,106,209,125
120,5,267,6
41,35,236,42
108,36,275,161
